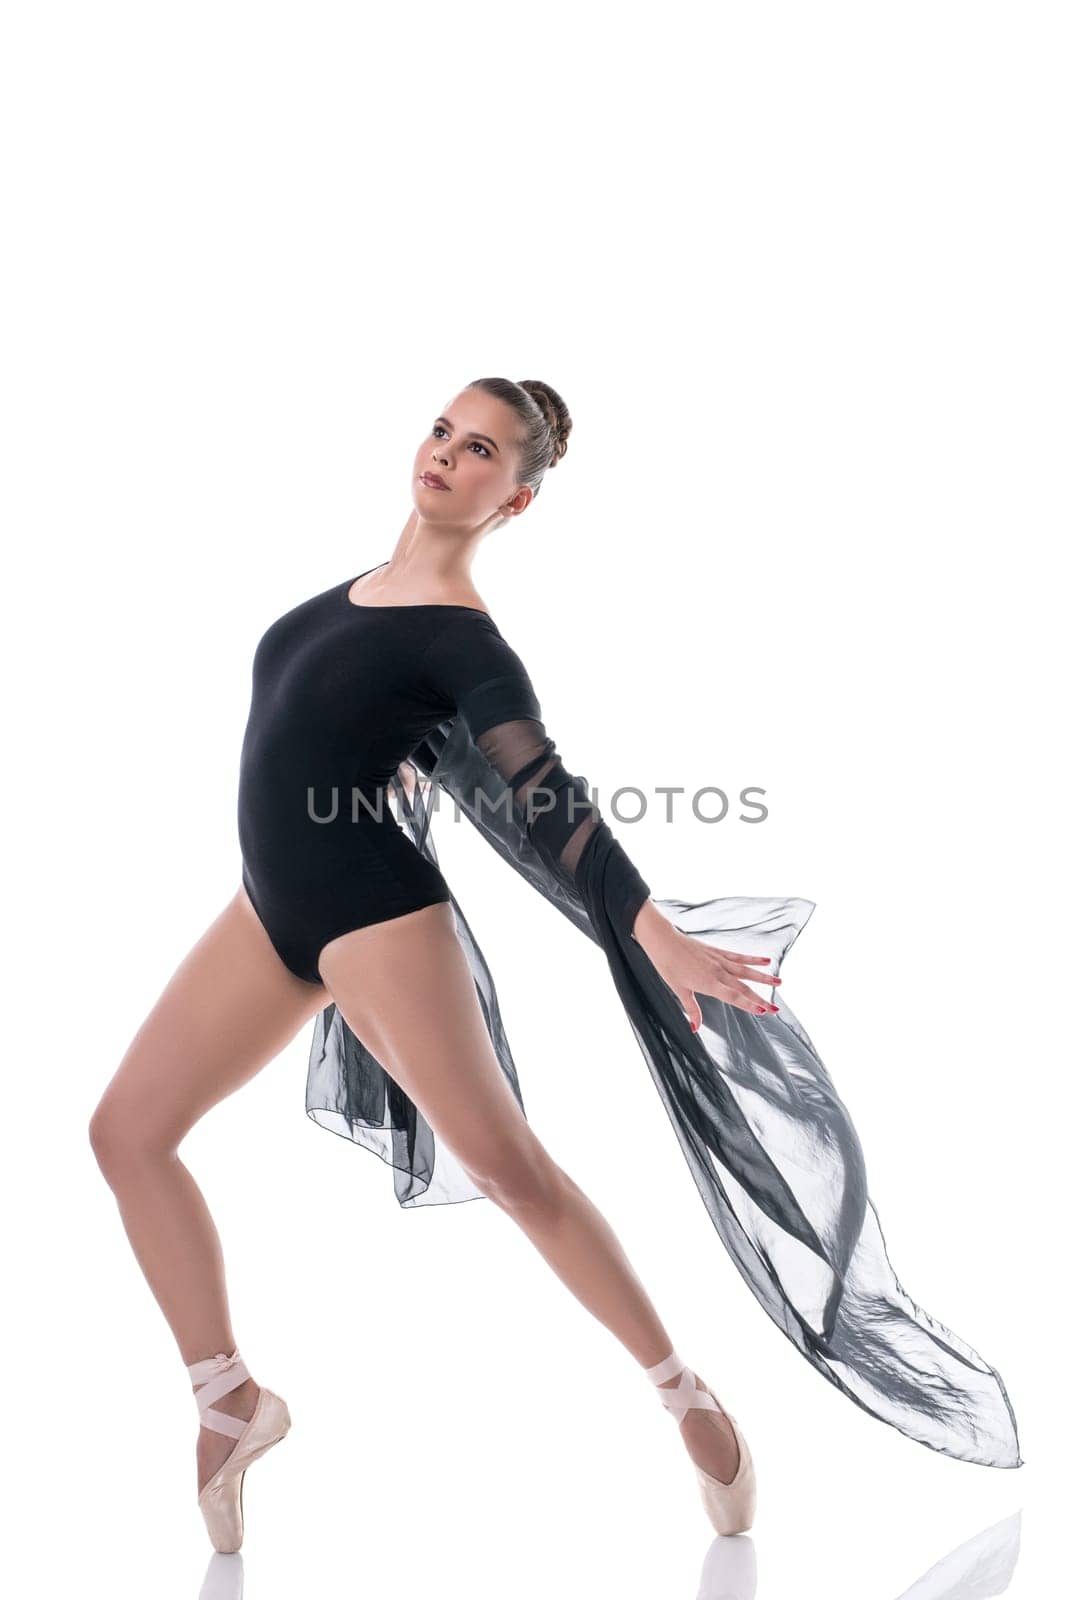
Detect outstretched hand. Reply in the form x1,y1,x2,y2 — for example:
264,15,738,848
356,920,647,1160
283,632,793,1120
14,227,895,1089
632,900,781,1029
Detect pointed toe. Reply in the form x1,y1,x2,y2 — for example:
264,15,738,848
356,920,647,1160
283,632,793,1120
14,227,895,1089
695,1414,757,1535
644,1349,757,1537
189,1350,291,1552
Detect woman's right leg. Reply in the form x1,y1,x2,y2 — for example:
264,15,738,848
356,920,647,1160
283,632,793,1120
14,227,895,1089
318,901,742,1488
88,884,326,1491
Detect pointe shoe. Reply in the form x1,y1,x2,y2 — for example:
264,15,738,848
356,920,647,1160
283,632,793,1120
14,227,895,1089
188,1346,291,1553
644,1349,756,1536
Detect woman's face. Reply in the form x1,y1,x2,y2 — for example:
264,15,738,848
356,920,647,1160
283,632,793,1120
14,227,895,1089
411,388,531,531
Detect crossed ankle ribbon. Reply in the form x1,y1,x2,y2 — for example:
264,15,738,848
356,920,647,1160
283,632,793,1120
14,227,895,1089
203,1350,241,1374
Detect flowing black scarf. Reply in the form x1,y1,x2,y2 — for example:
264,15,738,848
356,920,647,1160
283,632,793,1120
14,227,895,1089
306,711,1022,1471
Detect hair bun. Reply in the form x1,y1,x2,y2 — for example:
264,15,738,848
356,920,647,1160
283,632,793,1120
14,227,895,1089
519,378,572,468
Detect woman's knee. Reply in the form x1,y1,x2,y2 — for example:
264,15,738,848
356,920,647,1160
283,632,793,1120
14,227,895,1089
88,1090,177,1176
473,1142,567,1219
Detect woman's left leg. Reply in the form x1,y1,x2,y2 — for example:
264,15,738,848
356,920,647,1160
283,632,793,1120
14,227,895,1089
318,900,739,1484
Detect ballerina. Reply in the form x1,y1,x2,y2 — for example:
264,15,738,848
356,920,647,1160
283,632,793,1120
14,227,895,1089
91,377,1020,1556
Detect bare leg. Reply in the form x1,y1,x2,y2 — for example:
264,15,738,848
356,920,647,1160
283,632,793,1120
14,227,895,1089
89,884,326,1493
318,901,740,1484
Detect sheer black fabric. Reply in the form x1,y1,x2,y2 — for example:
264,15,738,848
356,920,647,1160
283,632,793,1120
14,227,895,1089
306,702,1022,1472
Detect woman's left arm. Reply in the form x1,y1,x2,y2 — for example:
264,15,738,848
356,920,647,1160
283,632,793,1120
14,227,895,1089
418,614,780,1024
475,717,781,1024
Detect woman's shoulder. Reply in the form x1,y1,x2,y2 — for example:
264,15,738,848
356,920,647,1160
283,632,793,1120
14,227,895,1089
424,604,536,680
427,604,506,655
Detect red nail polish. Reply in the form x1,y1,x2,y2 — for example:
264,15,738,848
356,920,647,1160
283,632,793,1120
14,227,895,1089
757,1006,767,1014
769,1004,779,1012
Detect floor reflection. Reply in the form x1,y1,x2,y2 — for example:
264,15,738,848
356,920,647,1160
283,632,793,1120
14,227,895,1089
891,1511,1022,1600
693,1509,1022,1600
198,1551,243,1599
189,1506,1022,1597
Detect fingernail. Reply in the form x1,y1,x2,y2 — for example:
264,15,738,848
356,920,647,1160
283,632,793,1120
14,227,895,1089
691,1020,699,1032
757,1006,767,1014
769,1004,779,1012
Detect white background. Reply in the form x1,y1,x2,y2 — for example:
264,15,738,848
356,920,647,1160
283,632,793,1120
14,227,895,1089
3,2,1062,1595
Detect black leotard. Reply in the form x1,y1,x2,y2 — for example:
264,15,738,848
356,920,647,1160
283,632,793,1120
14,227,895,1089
237,566,650,983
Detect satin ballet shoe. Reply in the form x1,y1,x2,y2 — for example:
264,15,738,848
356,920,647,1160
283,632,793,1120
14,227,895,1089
188,1346,291,1553
644,1348,756,1536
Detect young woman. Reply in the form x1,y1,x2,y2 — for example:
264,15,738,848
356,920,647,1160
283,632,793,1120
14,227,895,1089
89,377,1020,1554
